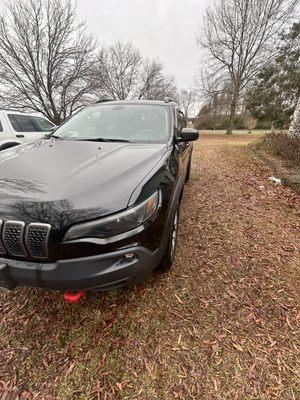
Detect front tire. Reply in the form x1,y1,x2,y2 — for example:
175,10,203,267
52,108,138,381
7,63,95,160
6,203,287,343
156,202,180,272
185,156,192,182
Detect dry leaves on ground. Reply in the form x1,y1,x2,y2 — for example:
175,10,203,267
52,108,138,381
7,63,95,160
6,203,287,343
0,132,299,400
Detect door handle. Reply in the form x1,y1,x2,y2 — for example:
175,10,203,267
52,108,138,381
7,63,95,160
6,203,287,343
16,134,25,138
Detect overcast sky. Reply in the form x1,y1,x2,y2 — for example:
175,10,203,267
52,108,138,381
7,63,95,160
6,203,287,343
76,0,208,89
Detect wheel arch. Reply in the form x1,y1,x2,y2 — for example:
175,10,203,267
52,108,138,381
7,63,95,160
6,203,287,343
157,175,185,260
0,140,21,151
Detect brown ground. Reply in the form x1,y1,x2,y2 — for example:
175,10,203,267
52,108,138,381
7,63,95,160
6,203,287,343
1,132,299,400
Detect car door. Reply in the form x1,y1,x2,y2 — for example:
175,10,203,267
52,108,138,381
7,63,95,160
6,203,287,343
7,113,45,143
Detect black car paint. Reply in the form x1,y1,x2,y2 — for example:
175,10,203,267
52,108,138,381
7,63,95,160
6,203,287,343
0,100,196,291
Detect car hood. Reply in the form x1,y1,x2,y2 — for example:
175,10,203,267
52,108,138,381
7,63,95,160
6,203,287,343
0,139,168,229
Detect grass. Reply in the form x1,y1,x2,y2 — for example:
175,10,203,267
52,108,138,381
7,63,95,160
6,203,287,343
199,129,270,135
1,130,299,399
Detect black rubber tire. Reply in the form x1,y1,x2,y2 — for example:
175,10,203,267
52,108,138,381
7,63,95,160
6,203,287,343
185,157,191,182
156,201,180,273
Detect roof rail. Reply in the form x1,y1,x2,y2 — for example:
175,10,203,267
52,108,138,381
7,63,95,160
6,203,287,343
95,98,114,104
163,97,176,104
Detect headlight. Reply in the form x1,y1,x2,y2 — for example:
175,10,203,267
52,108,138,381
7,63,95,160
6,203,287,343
64,191,160,241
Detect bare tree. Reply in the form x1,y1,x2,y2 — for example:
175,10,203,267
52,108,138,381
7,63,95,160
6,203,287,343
177,89,197,119
137,62,177,101
96,42,142,100
136,60,169,99
195,71,233,128
0,0,97,124
94,43,177,101
198,0,298,134
142,74,177,101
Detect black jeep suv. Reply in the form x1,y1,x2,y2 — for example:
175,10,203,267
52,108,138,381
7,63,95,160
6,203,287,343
0,100,198,294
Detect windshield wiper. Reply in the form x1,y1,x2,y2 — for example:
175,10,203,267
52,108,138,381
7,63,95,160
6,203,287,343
51,135,64,140
44,132,63,140
77,138,131,143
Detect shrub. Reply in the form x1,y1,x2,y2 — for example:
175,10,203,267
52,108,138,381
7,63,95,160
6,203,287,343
256,120,272,130
244,114,257,132
262,131,300,168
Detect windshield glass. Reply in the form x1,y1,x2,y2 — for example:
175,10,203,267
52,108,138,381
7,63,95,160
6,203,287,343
54,104,170,143
31,116,55,132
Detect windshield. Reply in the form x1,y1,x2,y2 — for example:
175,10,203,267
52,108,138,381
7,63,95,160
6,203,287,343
31,116,55,132
54,104,170,143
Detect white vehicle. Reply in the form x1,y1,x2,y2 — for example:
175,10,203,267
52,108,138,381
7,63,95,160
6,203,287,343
0,110,55,151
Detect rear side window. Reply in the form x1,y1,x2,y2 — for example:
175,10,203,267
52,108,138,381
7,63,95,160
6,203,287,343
0,119,3,132
8,114,37,132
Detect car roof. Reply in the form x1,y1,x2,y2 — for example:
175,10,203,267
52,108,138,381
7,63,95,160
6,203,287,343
0,110,54,122
0,110,43,117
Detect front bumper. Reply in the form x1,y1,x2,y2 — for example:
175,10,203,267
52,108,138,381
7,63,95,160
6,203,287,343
0,246,159,291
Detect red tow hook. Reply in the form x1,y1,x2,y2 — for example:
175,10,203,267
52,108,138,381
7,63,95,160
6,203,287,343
63,291,85,303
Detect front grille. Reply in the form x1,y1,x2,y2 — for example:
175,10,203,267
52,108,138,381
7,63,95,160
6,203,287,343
3,221,27,257
0,220,6,255
26,223,51,258
0,220,51,259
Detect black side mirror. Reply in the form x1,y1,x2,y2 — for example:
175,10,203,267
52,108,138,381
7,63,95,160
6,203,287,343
178,128,199,142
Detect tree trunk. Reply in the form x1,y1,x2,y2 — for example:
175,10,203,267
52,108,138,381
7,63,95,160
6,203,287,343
226,97,236,135
271,122,275,133
212,108,217,130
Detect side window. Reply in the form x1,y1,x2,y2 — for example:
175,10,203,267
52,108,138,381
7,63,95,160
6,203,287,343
0,119,3,132
8,115,20,131
8,114,37,132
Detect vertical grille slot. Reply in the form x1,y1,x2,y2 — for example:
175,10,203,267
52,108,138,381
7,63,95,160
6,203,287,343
2,221,27,257
0,219,6,255
25,223,51,259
